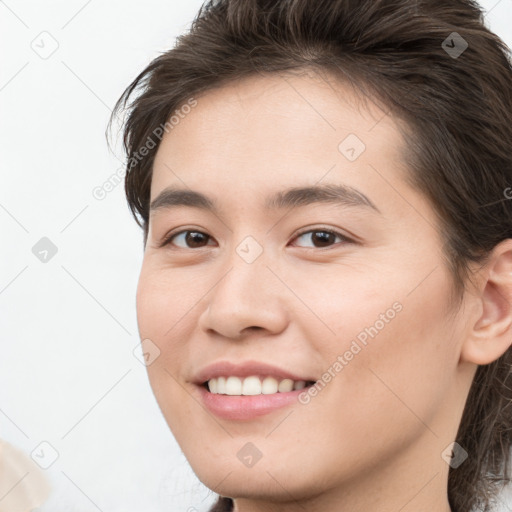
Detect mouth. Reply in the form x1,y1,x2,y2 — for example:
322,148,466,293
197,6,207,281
193,360,319,418
201,376,317,396
197,377,317,420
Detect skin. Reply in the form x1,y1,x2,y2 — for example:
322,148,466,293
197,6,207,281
135,70,512,512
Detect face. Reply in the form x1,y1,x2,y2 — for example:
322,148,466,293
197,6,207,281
136,71,472,507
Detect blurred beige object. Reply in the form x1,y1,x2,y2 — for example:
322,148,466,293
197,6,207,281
0,439,51,512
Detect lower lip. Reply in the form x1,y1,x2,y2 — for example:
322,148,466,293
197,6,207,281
196,384,308,420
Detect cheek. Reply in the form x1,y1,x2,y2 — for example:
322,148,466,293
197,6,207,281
135,263,195,339
316,274,457,446
135,267,186,406
302,256,455,401
135,266,160,338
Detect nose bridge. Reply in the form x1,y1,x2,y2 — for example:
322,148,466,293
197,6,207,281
218,233,272,304
198,231,288,338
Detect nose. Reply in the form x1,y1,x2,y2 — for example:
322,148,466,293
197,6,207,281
197,245,289,340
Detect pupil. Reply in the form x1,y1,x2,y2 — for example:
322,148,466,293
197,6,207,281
186,232,207,248
313,231,333,247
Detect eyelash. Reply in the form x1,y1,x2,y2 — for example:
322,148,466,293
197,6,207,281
158,226,354,251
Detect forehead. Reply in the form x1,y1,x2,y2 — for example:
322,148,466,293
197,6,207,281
150,71,409,209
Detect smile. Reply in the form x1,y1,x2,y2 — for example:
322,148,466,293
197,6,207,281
205,375,316,395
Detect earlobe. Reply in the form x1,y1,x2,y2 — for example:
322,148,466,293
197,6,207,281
460,239,512,366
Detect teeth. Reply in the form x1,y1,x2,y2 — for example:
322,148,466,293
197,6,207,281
206,376,310,395
208,378,218,394
217,376,226,394
278,379,294,392
225,376,242,395
242,376,262,395
261,376,278,394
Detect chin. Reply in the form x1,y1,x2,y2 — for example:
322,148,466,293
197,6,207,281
183,442,331,505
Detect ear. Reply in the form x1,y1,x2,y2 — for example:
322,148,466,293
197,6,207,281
460,239,512,365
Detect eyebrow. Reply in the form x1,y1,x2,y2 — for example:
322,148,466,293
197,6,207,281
150,183,381,215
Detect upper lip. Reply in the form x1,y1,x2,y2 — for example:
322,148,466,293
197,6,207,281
193,360,317,384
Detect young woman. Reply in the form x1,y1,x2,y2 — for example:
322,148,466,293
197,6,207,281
108,1,512,511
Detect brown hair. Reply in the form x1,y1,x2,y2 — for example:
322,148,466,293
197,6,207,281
107,1,512,511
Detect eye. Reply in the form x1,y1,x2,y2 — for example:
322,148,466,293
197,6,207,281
160,230,214,249
290,228,353,249
159,227,353,250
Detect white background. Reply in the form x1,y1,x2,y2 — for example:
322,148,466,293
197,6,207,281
0,1,511,511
